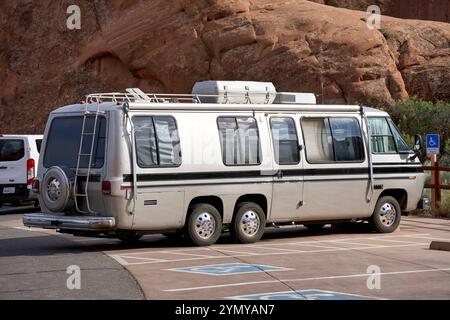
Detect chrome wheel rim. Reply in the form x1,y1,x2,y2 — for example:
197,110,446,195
47,178,61,202
194,212,216,240
379,202,397,227
239,210,260,237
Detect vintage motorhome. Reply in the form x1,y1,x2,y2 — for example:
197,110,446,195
23,81,425,246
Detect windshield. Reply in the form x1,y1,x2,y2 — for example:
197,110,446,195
387,118,413,153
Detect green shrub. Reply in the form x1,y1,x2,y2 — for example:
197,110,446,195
381,30,390,39
382,98,450,165
380,98,450,216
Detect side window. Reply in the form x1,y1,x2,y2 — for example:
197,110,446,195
329,118,365,161
270,117,300,165
368,118,396,153
36,139,42,153
217,116,261,165
133,116,181,167
301,118,334,163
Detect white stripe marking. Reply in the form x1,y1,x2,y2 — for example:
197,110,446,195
103,233,431,257
113,243,428,266
164,267,450,292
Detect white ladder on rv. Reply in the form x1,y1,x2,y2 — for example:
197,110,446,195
73,101,103,214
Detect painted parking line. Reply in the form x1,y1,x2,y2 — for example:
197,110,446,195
166,263,293,276
112,242,429,266
229,289,379,300
164,267,450,293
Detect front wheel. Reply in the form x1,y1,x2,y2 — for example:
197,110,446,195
186,204,222,246
370,196,401,233
230,202,266,244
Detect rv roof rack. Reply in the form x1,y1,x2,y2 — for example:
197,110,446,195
85,88,266,105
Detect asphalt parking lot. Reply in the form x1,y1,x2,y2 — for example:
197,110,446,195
1,208,449,300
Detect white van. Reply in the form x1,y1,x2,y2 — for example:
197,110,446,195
0,135,42,207
23,82,425,246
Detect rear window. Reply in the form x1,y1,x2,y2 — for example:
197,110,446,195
0,139,25,162
44,116,106,169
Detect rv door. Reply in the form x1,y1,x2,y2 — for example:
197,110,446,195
268,115,304,222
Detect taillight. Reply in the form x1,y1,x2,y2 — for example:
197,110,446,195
102,180,111,195
27,159,35,185
32,180,40,193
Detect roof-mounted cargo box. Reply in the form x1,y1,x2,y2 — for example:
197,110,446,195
192,81,277,104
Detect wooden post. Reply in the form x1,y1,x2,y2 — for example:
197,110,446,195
431,154,440,212
435,156,441,209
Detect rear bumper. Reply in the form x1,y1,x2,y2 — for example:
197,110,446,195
0,184,34,202
23,214,116,231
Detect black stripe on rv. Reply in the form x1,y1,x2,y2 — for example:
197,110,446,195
122,166,423,183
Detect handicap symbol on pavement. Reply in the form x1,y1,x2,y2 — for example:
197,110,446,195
230,289,377,300
167,263,292,276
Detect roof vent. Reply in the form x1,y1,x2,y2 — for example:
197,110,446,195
274,92,316,105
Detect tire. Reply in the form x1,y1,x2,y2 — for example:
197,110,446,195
41,166,75,212
370,196,401,233
303,223,326,231
117,231,143,242
230,202,266,244
186,203,222,246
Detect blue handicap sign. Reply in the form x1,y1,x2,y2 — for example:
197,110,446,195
231,289,376,300
426,134,440,154
168,263,290,276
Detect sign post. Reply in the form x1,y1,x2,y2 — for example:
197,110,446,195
426,134,441,211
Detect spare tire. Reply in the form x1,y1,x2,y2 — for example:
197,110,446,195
41,166,75,212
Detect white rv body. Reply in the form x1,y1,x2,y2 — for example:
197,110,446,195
23,82,424,245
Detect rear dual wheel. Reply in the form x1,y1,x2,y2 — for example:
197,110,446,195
186,204,222,246
230,202,266,244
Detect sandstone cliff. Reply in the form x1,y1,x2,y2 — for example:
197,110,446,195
311,0,450,23
0,0,449,133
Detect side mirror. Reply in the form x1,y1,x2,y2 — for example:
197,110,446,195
410,134,423,161
414,134,423,151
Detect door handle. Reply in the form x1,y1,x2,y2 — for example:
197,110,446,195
277,170,283,178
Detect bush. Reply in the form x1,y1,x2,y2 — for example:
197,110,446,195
382,98,450,165
381,98,450,216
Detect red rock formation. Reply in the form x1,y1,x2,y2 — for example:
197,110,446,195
0,0,449,133
311,0,450,23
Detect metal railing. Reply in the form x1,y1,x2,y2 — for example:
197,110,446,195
84,88,265,105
